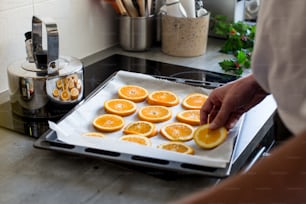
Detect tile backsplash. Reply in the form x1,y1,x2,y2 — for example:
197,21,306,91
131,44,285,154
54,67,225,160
0,0,118,93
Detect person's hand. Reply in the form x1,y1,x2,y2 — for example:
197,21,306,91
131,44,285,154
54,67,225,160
200,74,268,130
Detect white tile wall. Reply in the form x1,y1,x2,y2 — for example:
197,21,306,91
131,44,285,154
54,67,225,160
0,0,118,93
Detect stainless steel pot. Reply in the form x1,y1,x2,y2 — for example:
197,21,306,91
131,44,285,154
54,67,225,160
7,16,83,113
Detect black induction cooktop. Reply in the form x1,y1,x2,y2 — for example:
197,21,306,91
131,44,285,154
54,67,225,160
0,54,238,138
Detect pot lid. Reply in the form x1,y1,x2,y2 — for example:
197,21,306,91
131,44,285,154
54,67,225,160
8,56,83,78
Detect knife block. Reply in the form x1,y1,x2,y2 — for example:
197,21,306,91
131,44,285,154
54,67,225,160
161,13,210,57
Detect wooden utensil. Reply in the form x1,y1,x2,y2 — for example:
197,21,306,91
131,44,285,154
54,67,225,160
137,0,145,16
122,0,139,17
116,0,128,15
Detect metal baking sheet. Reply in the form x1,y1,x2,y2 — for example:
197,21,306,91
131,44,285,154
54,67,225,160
34,71,243,177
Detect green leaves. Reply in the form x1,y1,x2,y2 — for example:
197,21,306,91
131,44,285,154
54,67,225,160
219,50,252,75
210,15,256,76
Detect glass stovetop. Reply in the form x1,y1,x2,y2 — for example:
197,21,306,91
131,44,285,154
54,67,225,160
0,54,238,138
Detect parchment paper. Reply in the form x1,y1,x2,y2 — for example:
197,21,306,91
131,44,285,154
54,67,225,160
49,70,241,168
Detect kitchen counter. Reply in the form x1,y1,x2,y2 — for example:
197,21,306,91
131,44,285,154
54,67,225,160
0,38,276,204
82,38,252,77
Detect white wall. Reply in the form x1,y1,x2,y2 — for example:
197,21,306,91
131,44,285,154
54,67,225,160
0,0,118,93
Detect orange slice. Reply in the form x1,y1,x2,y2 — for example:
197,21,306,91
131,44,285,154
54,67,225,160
160,122,194,141
119,134,152,146
68,80,75,90
193,124,228,149
83,132,105,138
123,121,157,137
157,141,194,155
138,105,172,123
93,114,124,132
70,87,79,100
118,85,148,102
104,99,137,116
182,93,208,110
60,90,70,101
176,110,200,126
52,88,59,97
76,81,82,92
147,90,179,107
56,79,63,89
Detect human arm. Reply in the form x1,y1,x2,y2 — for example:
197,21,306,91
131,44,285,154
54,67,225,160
172,128,306,204
200,74,268,129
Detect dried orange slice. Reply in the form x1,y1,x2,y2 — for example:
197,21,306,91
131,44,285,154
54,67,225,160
70,87,79,100
160,122,194,141
138,105,172,123
119,134,152,146
83,132,105,138
60,90,70,101
176,110,200,126
52,88,59,97
118,85,148,102
76,81,82,91
123,121,157,137
157,141,194,155
182,93,208,110
193,124,228,149
93,114,124,132
147,90,179,107
104,99,137,116
56,79,63,89
68,80,75,90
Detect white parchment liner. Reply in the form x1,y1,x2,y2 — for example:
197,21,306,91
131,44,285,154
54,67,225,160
49,71,241,168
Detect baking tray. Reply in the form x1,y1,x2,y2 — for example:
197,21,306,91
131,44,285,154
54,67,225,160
34,71,243,177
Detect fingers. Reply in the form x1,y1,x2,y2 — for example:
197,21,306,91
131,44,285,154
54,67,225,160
200,100,227,129
209,106,231,130
200,99,215,125
213,111,243,130
200,98,243,130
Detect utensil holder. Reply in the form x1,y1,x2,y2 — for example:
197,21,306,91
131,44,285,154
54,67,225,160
119,15,154,51
161,13,210,57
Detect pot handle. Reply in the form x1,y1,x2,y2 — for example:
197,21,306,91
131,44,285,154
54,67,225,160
32,16,59,70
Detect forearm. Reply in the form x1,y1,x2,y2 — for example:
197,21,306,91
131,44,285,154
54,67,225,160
174,129,306,204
